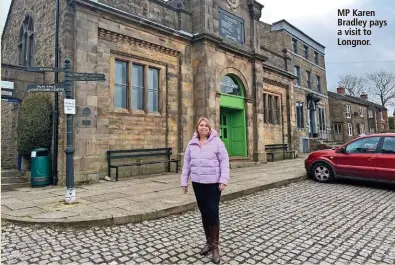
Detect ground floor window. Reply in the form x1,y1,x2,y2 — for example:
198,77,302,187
334,123,342,134
296,102,304,129
348,123,353,136
263,93,280,125
114,59,160,113
358,123,365,134
318,107,326,131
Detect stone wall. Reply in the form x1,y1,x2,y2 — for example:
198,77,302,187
65,7,193,184
98,0,192,32
329,96,369,143
1,101,20,169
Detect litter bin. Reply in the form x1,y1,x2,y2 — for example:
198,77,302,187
31,148,51,187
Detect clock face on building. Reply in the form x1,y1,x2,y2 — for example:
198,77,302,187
226,0,240,9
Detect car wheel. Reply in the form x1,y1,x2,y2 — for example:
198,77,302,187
311,162,334,183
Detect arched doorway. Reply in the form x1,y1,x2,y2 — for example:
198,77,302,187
219,75,247,157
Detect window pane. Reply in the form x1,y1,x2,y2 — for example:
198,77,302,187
148,90,158,112
132,65,144,87
132,87,144,110
115,61,127,85
115,61,127,109
148,68,159,112
115,85,127,109
382,137,395,154
346,137,380,154
132,64,144,110
274,97,278,124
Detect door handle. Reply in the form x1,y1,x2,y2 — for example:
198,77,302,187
368,157,375,161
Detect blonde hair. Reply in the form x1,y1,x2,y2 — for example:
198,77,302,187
195,117,212,138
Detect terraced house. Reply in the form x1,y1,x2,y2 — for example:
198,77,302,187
329,86,388,144
1,0,329,185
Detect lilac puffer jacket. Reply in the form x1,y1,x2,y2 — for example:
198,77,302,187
181,129,230,187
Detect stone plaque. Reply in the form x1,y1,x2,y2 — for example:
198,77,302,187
219,9,244,44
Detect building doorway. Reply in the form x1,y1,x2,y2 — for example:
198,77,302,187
219,75,247,157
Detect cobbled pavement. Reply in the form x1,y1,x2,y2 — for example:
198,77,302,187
2,180,395,265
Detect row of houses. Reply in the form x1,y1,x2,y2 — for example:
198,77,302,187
0,0,390,185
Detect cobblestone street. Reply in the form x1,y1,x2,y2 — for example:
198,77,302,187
2,180,395,265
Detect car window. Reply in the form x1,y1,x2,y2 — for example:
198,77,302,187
381,137,395,154
346,137,380,154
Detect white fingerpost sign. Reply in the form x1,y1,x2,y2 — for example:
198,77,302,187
64,98,76,114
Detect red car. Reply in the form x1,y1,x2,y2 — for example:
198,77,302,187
305,133,395,183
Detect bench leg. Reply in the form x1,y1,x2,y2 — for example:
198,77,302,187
176,161,179,173
116,167,119,182
167,161,170,173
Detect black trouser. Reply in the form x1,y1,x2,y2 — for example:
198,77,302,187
192,182,222,226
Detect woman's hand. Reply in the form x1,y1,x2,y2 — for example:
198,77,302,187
219,183,226,191
182,186,188,193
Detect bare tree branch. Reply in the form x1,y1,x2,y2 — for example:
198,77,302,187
366,71,395,107
337,74,366,97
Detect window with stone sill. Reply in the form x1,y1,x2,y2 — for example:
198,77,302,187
292,38,298,54
294,65,301,86
333,123,342,134
346,105,351,118
18,15,34,66
314,51,319,65
303,45,308,59
264,93,280,125
368,110,373,118
306,71,311,89
296,102,304,129
114,59,160,113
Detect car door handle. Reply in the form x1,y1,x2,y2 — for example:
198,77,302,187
368,157,375,161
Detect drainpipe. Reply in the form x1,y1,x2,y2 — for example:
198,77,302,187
252,60,258,161
165,64,169,149
281,96,285,159
177,53,183,155
52,0,60,186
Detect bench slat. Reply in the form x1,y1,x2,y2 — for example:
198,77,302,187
110,152,170,159
107,148,171,155
111,159,179,168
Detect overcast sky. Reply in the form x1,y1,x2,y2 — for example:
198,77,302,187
1,0,394,115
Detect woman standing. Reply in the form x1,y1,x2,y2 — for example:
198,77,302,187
181,117,230,264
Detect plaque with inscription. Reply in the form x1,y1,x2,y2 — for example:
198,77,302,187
219,9,244,44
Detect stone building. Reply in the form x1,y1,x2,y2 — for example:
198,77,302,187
2,0,328,185
261,20,331,153
329,87,370,143
358,93,389,134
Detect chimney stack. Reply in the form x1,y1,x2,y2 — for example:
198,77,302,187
360,93,368,100
337,86,345,95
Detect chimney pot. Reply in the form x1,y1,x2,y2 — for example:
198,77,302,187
360,93,368,100
337,86,345,95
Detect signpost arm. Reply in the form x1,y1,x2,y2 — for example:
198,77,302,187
64,58,76,203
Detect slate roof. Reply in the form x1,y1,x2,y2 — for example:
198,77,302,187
328,91,387,111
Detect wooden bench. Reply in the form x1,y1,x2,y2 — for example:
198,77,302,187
107,148,180,181
265,144,296,162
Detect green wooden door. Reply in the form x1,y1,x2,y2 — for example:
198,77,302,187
219,108,247,157
229,110,246,156
220,111,230,152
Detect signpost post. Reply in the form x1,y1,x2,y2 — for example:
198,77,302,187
63,59,76,203
27,58,106,204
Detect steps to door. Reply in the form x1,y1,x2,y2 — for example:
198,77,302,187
1,170,29,192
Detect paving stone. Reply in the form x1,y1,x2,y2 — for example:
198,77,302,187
2,181,395,264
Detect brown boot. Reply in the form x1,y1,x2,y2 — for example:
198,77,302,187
200,223,211,255
209,223,220,264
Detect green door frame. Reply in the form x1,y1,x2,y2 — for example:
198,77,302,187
219,75,247,157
